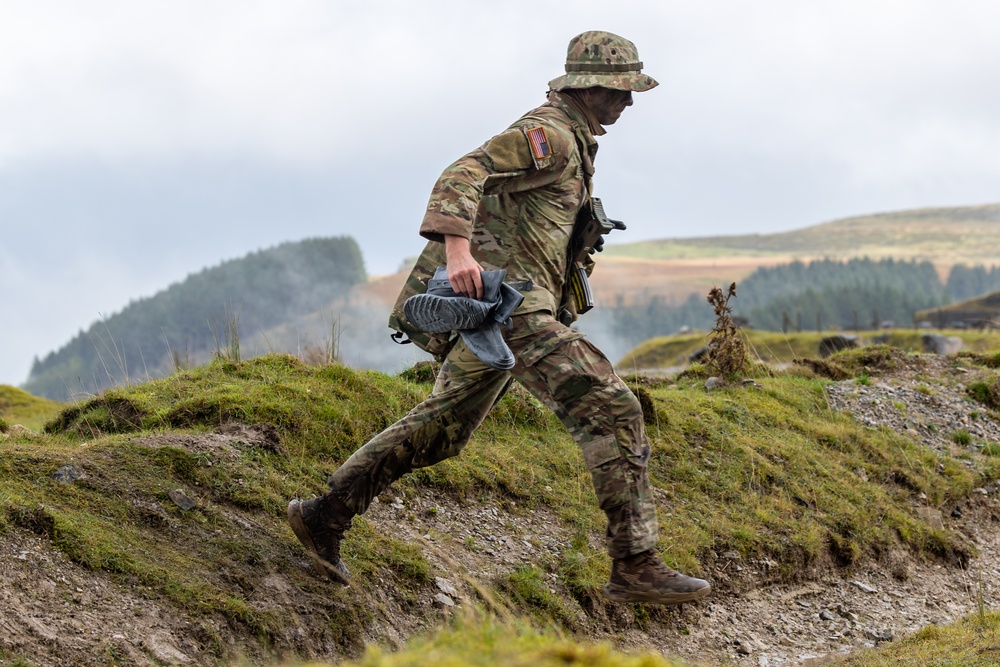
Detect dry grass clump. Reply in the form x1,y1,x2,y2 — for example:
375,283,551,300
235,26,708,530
704,283,748,381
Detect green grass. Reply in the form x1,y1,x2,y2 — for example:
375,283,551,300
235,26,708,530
2,352,999,663
0,385,64,431
314,610,997,667
837,612,1000,667
323,615,695,667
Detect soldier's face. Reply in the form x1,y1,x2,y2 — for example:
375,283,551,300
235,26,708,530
589,88,633,125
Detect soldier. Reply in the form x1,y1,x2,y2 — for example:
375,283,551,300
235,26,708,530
289,31,711,605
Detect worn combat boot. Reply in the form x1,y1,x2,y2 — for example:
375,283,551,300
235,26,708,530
603,549,711,605
287,493,353,584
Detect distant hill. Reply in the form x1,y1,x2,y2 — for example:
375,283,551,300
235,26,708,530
24,237,366,401
916,290,1000,328
594,203,1000,306
605,203,1000,264
0,385,63,431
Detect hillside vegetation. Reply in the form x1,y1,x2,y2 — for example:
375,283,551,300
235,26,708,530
620,328,1000,372
23,237,366,402
3,342,1000,665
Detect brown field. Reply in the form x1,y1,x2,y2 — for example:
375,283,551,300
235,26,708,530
355,258,798,310
588,255,805,306
356,254,959,312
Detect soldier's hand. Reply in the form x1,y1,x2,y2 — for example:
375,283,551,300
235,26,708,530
444,234,485,299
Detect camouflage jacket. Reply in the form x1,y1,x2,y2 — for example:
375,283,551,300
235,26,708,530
390,93,599,358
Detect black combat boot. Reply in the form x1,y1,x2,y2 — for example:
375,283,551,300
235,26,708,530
287,492,354,584
603,549,711,605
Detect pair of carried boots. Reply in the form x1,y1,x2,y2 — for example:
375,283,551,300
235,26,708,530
288,492,711,605
403,266,525,371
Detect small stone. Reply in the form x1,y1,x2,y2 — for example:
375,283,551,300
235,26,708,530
864,629,893,642
433,593,455,607
705,377,724,390
819,610,836,621
951,506,963,518
722,551,741,560
796,600,813,608
435,577,459,597
53,465,81,483
850,580,878,594
149,633,190,663
168,489,196,510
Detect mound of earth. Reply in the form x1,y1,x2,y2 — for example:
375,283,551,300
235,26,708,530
3,355,999,667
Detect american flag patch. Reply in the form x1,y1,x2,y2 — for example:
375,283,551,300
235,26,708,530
526,127,551,159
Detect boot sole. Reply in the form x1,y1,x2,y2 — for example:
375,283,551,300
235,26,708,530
287,500,350,585
603,582,711,606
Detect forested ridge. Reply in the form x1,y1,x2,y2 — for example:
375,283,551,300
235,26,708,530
602,258,1000,349
24,237,366,401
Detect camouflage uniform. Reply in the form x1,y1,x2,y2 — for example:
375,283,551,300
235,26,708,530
328,82,659,558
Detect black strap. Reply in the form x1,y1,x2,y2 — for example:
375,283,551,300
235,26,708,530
390,331,412,345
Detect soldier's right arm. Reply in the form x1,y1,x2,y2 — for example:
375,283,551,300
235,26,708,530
419,122,574,243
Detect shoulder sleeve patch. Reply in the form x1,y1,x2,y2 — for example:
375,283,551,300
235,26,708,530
525,127,551,159
484,129,535,172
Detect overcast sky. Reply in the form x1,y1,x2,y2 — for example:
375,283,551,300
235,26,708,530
2,1,999,387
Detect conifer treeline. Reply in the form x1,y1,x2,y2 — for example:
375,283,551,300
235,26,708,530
25,237,366,401
605,258,1000,349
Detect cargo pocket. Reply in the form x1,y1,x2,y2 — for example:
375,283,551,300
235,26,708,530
514,324,586,367
582,434,630,510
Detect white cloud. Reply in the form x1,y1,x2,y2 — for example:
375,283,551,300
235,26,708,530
3,0,1000,385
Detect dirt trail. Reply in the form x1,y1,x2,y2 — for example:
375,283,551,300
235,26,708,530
2,358,998,666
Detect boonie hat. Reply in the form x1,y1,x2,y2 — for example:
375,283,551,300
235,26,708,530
548,30,658,93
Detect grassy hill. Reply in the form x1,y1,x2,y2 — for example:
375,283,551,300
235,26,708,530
22,236,366,402
3,342,1000,665
0,385,63,432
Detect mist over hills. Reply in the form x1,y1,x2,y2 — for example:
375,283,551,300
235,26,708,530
24,237,366,401
20,202,1000,401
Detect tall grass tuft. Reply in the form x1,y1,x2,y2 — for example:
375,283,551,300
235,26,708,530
211,304,241,364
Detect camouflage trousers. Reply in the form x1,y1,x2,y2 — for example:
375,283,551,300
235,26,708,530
327,311,658,558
